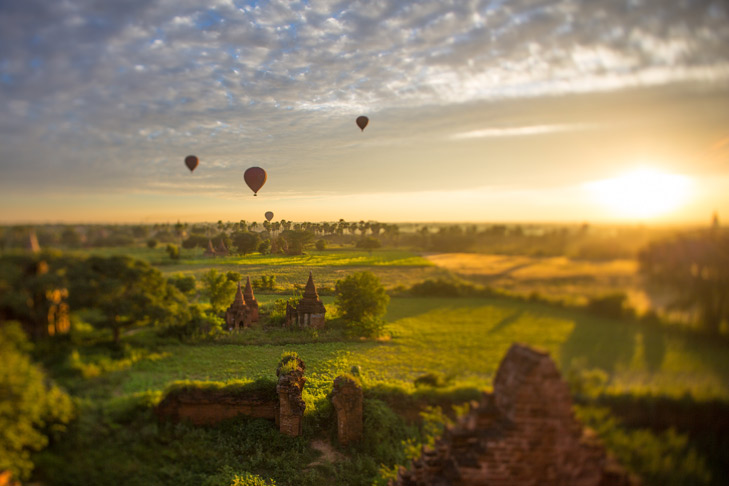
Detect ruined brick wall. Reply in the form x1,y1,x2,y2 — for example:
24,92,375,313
331,375,363,445
277,356,307,437
393,344,632,486
155,387,278,426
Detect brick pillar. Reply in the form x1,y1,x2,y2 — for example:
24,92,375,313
276,356,306,437
331,375,363,445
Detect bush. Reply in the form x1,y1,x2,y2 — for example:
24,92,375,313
587,292,634,319
166,243,180,260
347,316,386,338
168,274,196,296
576,406,711,486
335,272,389,324
146,238,158,248
414,372,452,388
315,239,326,251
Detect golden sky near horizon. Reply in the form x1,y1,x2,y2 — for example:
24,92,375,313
1,1,728,224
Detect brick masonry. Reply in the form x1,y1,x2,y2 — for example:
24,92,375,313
393,343,633,486
331,375,364,446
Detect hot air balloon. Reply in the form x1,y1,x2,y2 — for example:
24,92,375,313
244,167,267,196
184,155,199,173
356,116,369,132
265,211,274,222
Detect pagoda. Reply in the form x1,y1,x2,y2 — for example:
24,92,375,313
224,281,258,330
285,272,326,329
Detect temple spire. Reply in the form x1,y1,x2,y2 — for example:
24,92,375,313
244,276,255,301
234,281,245,305
303,271,319,300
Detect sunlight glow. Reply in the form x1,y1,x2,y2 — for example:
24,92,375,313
584,168,693,219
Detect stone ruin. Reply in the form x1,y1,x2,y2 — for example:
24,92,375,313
276,354,307,436
155,353,306,437
331,375,364,446
392,343,632,486
285,272,326,329
224,277,260,330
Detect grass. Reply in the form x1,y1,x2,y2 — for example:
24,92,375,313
72,297,729,403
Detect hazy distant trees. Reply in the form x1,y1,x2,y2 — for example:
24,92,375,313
639,230,729,334
233,231,260,256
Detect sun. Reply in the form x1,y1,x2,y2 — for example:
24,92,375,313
584,168,693,219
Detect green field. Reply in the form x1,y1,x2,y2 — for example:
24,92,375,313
79,296,729,403
10,245,728,485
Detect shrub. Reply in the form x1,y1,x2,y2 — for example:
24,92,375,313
414,372,452,388
335,271,389,324
146,238,158,248
587,292,634,319
315,239,326,251
576,406,711,486
166,243,180,260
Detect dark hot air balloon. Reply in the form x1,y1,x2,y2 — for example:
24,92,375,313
265,211,274,222
244,167,267,196
356,116,369,132
184,155,199,173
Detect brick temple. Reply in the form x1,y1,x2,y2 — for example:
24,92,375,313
224,277,259,330
285,272,326,329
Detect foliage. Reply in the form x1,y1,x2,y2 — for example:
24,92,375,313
586,292,634,319
166,244,180,260
575,406,711,486
162,378,278,402
201,268,236,315
67,255,190,343
233,231,261,256
278,230,314,255
226,271,242,283
0,322,74,481
230,473,277,486
355,237,381,252
347,316,386,338
258,239,271,255
335,272,390,324
146,238,158,249
168,273,197,297
413,372,452,388
639,230,729,334
182,234,209,249
408,278,482,297
315,239,326,251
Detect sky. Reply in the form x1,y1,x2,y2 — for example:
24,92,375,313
1,0,728,224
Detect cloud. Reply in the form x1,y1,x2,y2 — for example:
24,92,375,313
1,0,728,211
450,123,597,140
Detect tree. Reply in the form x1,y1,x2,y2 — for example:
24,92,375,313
233,231,260,255
315,239,326,251
168,274,196,297
146,238,158,248
639,231,729,334
0,322,74,481
200,268,235,315
258,239,271,254
356,236,381,253
166,243,180,260
67,256,190,343
335,271,389,323
280,229,314,255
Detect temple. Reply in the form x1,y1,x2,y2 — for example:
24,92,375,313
203,238,230,257
285,272,326,329
224,279,259,330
